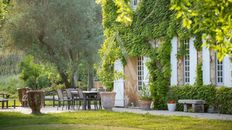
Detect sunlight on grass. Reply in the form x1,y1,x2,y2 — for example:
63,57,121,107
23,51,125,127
0,111,231,130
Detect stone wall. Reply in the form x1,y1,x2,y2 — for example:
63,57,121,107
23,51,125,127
210,50,216,85
124,57,139,106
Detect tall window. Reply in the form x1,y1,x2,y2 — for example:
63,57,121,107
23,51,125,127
184,40,190,84
138,56,144,90
216,58,223,85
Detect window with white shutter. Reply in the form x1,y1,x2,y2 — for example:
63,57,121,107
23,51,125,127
137,56,144,90
184,40,190,84
216,58,223,85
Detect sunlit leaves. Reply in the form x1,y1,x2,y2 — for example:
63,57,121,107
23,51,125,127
114,0,133,26
171,0,232,60
97,0,133,26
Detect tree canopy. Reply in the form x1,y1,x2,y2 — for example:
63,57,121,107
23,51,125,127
3,0,102,88
171,0,232,60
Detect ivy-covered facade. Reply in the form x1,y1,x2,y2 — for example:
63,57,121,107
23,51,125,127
98,0,232,109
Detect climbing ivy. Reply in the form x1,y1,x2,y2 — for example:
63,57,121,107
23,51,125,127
97,0,201,109
195,62,203,86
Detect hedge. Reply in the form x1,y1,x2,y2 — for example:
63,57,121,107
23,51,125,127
168,85,232,114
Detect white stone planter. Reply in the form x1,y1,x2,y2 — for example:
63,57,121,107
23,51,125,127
167,103,176,112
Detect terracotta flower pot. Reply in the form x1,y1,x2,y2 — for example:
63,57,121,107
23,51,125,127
27,90,44,114
17,87,30,107
139,100,152,110
100,92,116,111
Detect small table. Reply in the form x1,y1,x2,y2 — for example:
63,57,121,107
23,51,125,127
70,90,99,110
83,91,99,110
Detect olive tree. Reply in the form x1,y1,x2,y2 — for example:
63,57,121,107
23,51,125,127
3,0,102,88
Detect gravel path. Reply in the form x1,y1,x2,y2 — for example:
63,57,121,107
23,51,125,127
113,107,232,121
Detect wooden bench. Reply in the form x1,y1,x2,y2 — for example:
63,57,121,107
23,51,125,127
178,99,206,112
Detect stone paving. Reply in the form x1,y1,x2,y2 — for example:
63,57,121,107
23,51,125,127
0,106,232,121
113,107,232,121
0,106,75,114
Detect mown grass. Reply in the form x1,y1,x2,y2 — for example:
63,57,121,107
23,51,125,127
0,111,231,130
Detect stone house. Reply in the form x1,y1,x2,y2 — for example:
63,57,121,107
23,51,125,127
112,0,232,107
113,37,232,107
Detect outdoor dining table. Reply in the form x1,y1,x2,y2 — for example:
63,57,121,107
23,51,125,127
70,90,99,110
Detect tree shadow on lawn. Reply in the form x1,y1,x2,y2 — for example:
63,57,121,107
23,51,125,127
0,111,231,130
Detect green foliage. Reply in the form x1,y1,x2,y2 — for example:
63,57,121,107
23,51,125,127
195,62,203,86
216,87,232,114
19,56,51,90
4,0,102,88
97,0,203,108
96,0,133,26
0,75,25,96
0,53,21,76
147,39,171,109
194,33,203,51
0,0,10,27
169,85,216,111
171,0,232,60
169,85,232,114
139,86,152,101
98,0,179,108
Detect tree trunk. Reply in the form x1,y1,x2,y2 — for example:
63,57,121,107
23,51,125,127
58,70,70,88
88,66,94,91
71,71,78,88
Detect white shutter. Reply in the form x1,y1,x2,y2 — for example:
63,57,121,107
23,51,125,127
143,56,149,86
202,46,211,85
223,56,232,87
113,60,125,107
189,38,197,85
171,37,178,86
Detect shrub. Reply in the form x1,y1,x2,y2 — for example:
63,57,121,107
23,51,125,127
0,75,25,96
168,85,217,112
169,85,232,114
19,56,51,90
216,87,232,114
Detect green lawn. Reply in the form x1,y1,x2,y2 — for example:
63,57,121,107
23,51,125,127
0,111,231,130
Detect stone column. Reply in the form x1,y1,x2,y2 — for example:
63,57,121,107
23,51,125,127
210,50,216,85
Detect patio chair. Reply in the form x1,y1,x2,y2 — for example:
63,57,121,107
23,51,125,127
65,88,78,109
56,89,73,110
44,90,58,107
93,92,102,110
75,88,86,110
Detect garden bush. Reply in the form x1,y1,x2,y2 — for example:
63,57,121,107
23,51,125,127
216,87,232,114
0,75,25,97
168,85,232,114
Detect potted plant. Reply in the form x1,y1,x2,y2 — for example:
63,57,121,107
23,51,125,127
138,87,152,110
167,99,176,112
97,65,122,111
19,56,50,114
100,90,116,111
